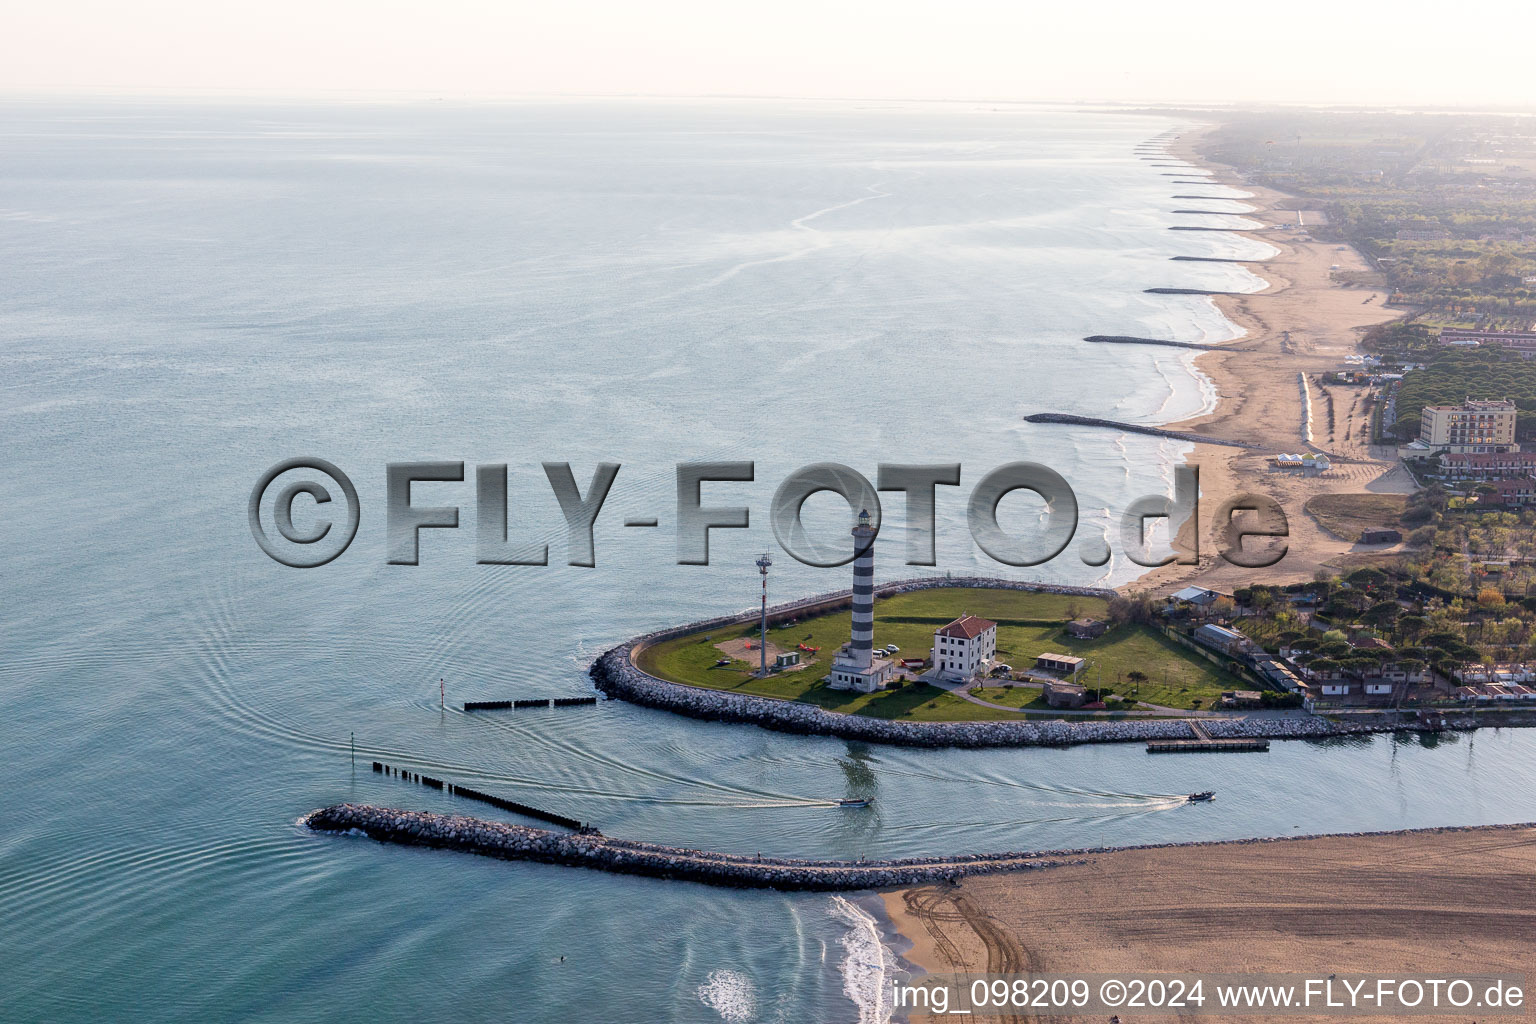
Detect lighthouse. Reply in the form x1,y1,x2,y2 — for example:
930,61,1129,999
827,508,896,692
848,509,876,670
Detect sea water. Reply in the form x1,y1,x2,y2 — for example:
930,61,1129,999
4,98,1527,1024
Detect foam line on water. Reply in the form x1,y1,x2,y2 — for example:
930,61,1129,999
829,895,896,1024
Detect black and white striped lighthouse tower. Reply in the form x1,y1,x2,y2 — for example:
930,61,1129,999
848,508,876,670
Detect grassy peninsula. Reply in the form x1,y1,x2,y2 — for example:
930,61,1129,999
634,588,1244,721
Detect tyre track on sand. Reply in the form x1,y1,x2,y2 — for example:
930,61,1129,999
900,886,1035,1024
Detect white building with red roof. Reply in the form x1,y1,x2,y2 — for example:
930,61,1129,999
930,614,998,683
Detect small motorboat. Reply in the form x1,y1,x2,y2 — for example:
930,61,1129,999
837,798,872,808
1187,791,1215,802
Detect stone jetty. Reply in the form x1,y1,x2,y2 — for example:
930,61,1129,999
588,576,1444,749
306,804,1536,891
1083,334,1220,350
1022,412,1265,449
304,803,1087,889
1145,286,1247,294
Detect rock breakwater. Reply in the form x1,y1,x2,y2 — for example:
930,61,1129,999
305,804,1536,891
304,803,1086,889
1023,413,1265,449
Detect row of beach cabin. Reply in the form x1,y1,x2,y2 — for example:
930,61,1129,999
1272,452,1331,472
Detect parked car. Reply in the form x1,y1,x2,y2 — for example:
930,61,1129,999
884,644,899,654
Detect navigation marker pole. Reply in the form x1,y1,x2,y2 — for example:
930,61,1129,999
756,553,772,677
350,732,355,767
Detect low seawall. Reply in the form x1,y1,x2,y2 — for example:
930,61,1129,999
304,803,1086,890
587,577,1443,749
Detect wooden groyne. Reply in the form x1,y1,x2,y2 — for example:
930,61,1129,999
371,761,588,830
1173,195,1243,201
1083,334,1218,351
1171,256,1262,264
305,803,1089,890
1023,413,1265,449
1167,226,1255,233
463,696,598,711
1173,209,1250,216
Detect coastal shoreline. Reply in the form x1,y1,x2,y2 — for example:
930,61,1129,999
875,128,1481,1008
1125,125,1411,596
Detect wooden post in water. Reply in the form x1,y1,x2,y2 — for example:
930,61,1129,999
440,677,445,711
350,732,355,766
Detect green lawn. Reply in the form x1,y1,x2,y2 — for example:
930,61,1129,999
970,685,1052,711
989,622,1239,710
635,588,1237,719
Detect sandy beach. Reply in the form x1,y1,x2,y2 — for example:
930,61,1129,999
1127,127,1415,595
882,824,1536,1024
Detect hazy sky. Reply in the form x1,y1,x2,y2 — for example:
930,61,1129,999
3,0,1529,108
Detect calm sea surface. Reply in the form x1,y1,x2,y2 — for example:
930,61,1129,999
3,99,1530,1023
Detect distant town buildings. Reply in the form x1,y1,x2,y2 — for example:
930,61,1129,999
1454,663,1536,702
1439,451,1536,481
930,614,997,683
1042,679,1088,708
1164,586,1230,618
1437,328,1536,356
1034,652,1085,677
1254,656,1305,692
1419,398,1518,453
1491,478,1536,505
1193,623,1252,657
1066,618,1107,639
